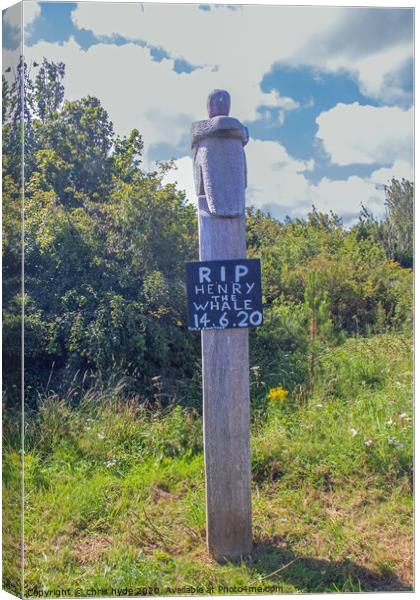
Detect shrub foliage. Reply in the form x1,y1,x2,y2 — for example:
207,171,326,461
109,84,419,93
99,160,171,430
2,58,413,410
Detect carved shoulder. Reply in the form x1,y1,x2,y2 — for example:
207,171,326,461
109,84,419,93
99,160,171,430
191,116,248,148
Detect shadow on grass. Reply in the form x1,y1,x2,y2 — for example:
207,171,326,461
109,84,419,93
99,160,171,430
250,541,412,593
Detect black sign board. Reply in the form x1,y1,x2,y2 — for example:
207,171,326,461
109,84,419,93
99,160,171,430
186,258,263,331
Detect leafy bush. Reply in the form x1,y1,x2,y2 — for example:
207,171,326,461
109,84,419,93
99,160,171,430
2,59,413,411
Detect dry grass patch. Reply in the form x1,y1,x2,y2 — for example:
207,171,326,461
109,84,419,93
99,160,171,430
73,535,114,565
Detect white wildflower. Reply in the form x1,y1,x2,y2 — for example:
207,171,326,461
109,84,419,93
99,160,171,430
350,428,358,437
364,439,373,447
97,432,105,440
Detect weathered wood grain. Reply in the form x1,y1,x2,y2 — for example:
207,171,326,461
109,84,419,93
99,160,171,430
198,195,252,562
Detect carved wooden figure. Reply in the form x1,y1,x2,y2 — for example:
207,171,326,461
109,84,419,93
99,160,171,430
191,89,252,562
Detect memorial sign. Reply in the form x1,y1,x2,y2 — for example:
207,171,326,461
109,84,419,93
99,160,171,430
186,258,263,331
191,89,254,562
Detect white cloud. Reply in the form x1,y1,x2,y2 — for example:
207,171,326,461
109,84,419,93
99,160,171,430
25,6,414,170
23,1,41,28
293,8,413,105
311,176,384,222
71,4,413,107
316,102,413,166
3,0,40,55
23,36,309,213
71,4,342,76
276,97,300,111
316,42,413,106
24,34,304,163
69,3,342,122
2,4,21,61
245,139,313,213
371,160,413,186
351,43,413,105
3,5,19,28
21,5,413,225
24,37,207,149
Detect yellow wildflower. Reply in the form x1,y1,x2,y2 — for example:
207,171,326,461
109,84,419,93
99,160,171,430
267,386,289,403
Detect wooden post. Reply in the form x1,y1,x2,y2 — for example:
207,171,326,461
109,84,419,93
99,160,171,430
191,90,252,562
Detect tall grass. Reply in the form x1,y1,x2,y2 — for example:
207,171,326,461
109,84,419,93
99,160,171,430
2,332,413,595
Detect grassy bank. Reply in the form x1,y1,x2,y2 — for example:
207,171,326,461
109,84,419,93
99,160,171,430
3,332,413,595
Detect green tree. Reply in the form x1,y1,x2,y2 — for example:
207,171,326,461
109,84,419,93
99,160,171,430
7,58,200,405
34,58,65,122
30,96,114,204
383,178,413,268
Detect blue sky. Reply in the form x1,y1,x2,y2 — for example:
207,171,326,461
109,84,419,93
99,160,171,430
3,2,414,222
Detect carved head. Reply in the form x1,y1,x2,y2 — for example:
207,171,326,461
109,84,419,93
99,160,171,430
207,89,231,118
